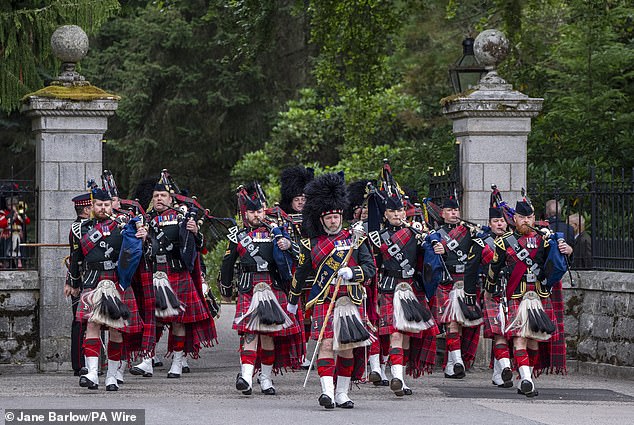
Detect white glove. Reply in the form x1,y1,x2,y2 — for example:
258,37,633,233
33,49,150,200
338,267,353,280
287,303,298,315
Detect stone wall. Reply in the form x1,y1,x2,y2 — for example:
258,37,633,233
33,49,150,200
0,271,39,372
564,271,634,375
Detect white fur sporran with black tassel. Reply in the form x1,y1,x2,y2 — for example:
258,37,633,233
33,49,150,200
82,279,130,329
505,291,555,341
153,271,185,318
333,296,375,351
393,282,435,333
440,281,483,327
235,282,293,332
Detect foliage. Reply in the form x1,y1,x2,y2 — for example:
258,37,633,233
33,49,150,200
0,0,120,113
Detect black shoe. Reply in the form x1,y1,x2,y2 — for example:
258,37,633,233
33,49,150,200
495,381,514,388
519,379,534,395
318,394,335,409
390,378,404,397
79,376,89,387
336,400,354,409
129,367,152,377
403,388,413,396
106,384,118,392
261,387,276,395
444,371,465,379
78,367,88,375
182,366,191,373
368,371,381,383
501,367,513,384
152,359,163,368
167,372,180,379
453,363,465,376
117,379,124,385
517,388,539,397
236,374,252,395
373,379,389,387
87,383,99,390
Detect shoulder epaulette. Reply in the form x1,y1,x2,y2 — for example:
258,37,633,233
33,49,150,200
368,230,381,248
300,238,311,250
227,225,239,244
495,231,513,249
355,235,367,248
71,221,82,240
473,238,485,248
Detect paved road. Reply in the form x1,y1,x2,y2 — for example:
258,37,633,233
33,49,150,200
1,305,632,425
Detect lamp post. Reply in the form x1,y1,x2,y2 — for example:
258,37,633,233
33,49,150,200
448,37,487,94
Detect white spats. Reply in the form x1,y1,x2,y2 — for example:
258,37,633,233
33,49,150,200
106,360,120,390
259,364,274,392
390,364,404,396
335,375,352,405
445,349,465,378
320,376,335,401
80,356,99,388
167,351,183,377
241,363,255,390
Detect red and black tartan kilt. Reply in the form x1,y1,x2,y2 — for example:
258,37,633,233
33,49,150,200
377,291,439,337
233,272,301,337
482,295,505,338
310,293,365,341
75,271,143,335
159,267,209,324
434,278,462,324
505,294,559,341
127,263,156,357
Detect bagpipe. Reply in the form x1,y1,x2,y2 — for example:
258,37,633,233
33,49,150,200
421,196,489,237
527,224,571,288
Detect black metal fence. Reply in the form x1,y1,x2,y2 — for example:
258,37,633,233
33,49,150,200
529,168,634,272
430,166,634,272
0,180,37,270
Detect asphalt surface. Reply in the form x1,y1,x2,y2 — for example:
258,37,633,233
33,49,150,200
0,304,632,425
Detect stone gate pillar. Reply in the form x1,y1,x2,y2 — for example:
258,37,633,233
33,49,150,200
442,29,543,225
21,25,119,372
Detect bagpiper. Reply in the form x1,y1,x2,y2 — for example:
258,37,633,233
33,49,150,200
220,183,303,395
288,173,376,409
131,172,216,379
433,196,483,379
486,199,572,397
71,185,145,391
463,199,512,388
367,162,442,396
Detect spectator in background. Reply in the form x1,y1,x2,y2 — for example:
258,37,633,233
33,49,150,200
545,199,575,246
569,213,592,270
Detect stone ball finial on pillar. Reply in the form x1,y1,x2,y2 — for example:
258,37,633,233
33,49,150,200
50,25,90,86
473,29,510,87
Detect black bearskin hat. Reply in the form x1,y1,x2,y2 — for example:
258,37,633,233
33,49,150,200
302,173,348,238
280,166,314,214
345,179,371,220
134,178,160,212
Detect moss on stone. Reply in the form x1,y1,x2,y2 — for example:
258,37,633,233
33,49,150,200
22,84,120,102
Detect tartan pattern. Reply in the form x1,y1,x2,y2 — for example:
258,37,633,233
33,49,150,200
156,264,209,324
253,333,304,373
433,279,464,324
75,270,143,336
310,296,365,340
378,227,413,259
407,333,438,377
377,289,439,337
311,231,358,268
461,325,480,369
482,295,505,338
79,220,118,256
538,279,566,375
127,261,156,357
233,273,301,337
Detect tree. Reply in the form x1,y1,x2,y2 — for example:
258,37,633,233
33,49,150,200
0,0,120,113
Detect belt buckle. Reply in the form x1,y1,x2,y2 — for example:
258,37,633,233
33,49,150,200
156,254,167,264
103,260,115,270
455,264,465,273
403,269,414,278
526,273,536,283
257,261,269,272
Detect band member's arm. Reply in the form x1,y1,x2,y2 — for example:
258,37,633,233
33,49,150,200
67,234,84,290
219,241,238,298
486,237,508,293
289,241,311,306
350,242,376,283
463,240,484,299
